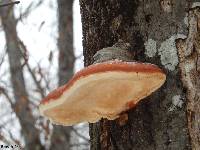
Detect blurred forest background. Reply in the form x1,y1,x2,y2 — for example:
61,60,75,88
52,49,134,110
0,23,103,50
0,0,89,149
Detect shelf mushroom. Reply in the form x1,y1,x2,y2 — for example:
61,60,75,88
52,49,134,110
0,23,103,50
39,61,166,126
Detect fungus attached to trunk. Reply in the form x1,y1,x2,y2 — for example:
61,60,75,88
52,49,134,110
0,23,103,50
39,61,166,126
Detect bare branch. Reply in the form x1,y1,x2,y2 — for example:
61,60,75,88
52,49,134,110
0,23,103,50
0,86,14,109
18,40,28,68
0,119,22,147
16,2,33,22
18,40,46,98
7,130,22,149
0,1,20,7
0,133,11,145
70,142,89,147
0,49,6,69
38,21,45,31
16,0,43,22
27,62,46,98
36,63,51,91
71,127,90,143
0,127,22,148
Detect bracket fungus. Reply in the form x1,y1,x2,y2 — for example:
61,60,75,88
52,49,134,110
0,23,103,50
39,60,166,126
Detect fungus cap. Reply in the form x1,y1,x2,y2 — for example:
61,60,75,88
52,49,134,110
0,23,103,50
39,61,166,126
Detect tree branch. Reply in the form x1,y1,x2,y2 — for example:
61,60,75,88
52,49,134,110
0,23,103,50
71,127,90,143
0,1,20,7
0,86,14,109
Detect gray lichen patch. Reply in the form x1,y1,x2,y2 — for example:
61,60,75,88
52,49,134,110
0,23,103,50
184,13,189,27
158,36,179,71
192,2,200,8
144,39,157,58
172,95,184,108
184,62,195,73
169,95,184,112
145,34,187,71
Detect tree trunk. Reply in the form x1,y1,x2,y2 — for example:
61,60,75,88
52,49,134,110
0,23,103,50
58,0,74,86
0,4,44,150
79,0,200,149
50,0,75,149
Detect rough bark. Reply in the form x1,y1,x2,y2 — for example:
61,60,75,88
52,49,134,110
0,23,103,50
176,7,200,150
50,0,75,149
79,0,200,149
0,3,44,150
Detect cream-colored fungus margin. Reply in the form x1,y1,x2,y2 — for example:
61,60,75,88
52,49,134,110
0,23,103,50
39,71,166,126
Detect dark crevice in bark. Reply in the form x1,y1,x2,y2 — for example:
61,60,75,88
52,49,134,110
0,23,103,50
109,128,119,150
90,123,101,150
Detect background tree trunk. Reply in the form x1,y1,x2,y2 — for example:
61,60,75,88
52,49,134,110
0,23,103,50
0,4,44,150
50,0,75,149
79,0,200,149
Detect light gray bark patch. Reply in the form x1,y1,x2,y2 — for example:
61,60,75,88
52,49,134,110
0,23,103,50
158,34,186,71
169,95,184,112
145,34,187,71
192,2,200,8
158,36,179,71
144,39,157,58
184,13,189,27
